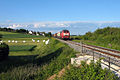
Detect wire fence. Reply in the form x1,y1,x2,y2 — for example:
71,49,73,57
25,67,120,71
81,42,120,74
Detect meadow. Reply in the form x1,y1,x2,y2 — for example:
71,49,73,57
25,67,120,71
0,31,118,80
0,31,42,38
0,31,76,80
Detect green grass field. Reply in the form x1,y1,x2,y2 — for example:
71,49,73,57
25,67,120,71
0,31,118,80
0,31,42,38
0,31,76,80
9,45,36,52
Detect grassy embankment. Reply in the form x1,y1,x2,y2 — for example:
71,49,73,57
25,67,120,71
72,27,120,51
57,61,119,80
0,31,76,80
0,31,118,80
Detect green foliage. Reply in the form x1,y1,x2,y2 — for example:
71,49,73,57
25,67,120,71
83,31,92,40
0,27,14,32
0,31,42,38
0,43,9,61
70,35,82,40
73,27,120,50
59,60,118,80
0,34,2,38
0,27,28,33
9,45,36,52
0,38,76,80
45,32,52,37
15,29,28,33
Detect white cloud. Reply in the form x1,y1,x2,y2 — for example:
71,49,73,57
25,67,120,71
34,24,39,28
7,24,26,29
7,26,13,28
32,22,70,28
2,21,120,30
41,24,46,27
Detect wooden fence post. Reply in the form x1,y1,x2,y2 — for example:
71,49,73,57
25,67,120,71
109,57,110,70
99,53,101,58
93,50,94,62
81,42,83,53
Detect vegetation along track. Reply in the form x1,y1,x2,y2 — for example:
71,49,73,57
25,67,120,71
57,39,120,68
69,41,120,58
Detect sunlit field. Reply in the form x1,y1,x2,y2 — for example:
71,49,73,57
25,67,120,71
0,31,76,80
0,31,118,80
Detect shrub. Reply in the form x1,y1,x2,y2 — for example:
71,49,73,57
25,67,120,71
59,60,119,80
73,27,120,50
0,34,2,39
0,43,9,61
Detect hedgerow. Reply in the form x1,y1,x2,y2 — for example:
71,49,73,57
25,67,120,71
0,43,9,61
73,27,120,50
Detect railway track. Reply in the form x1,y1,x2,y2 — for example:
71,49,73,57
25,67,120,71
57,39,120,77
58,39,120,66
67,40,120,59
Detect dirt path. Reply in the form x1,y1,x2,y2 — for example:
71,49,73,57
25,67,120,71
47,65,70,80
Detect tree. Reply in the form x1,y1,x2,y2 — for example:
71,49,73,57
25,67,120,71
48,32,52,37
83,31,92,40
16,29,28,33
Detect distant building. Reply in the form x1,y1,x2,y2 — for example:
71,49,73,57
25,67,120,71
29,31,33,35
42,33,45,36
36,32,39,36
28,31,45,36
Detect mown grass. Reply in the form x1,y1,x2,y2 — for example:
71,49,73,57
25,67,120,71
9,45,36,52
0,31,42,38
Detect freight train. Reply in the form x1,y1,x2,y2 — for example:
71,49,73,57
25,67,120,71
53,30,70,40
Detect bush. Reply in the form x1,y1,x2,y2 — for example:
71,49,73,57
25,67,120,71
59,60,119,80
0,34,2,38
0,43,9,61
73,27,120,50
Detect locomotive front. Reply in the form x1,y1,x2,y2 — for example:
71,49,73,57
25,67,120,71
61,30,70,40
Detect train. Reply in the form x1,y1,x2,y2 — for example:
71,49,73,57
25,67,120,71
53,30,70,40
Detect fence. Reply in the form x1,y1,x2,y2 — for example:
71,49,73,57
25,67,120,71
80,42,120,74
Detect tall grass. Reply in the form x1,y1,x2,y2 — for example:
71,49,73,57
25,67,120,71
58,61,119,80
0,31,42,38
0,38,76,80
73,27,120,50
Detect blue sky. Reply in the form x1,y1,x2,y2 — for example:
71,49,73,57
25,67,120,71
0,0,120,34
0,0,120,22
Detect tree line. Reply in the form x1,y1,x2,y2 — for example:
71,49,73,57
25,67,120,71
0,27,52,37
71,27,120,50
0,27,29,33
73,27,120,42
82,27,120,44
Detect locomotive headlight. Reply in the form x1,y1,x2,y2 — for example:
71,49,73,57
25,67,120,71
64,33,69,36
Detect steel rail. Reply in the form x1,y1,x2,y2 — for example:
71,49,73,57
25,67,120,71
67,41,120,58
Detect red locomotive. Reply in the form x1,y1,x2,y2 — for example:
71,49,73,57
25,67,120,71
54,30,70,40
